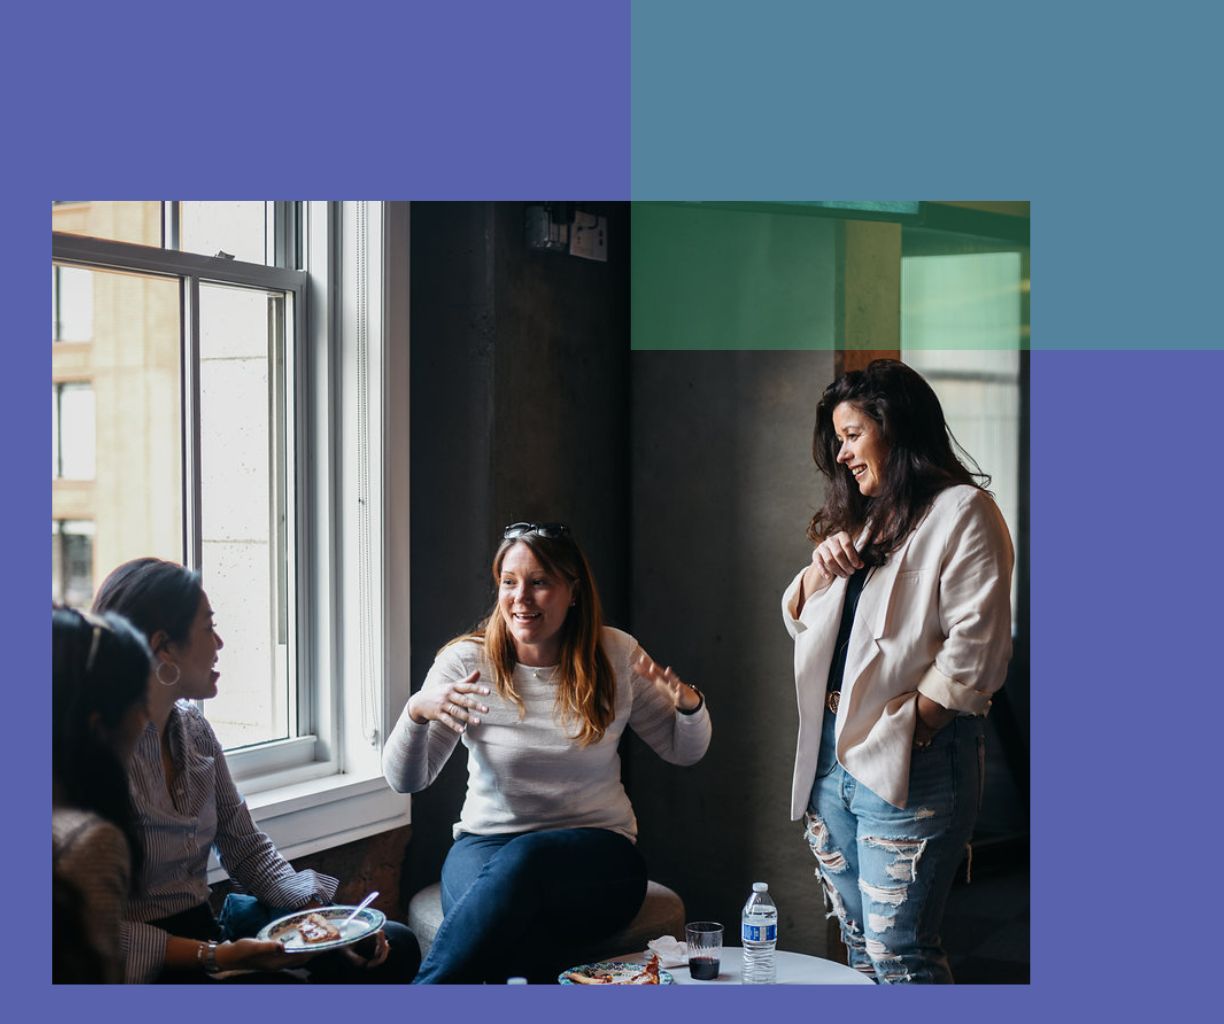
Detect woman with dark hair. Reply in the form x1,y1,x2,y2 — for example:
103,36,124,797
383,522,712,983
94,557,418,983
783,359,1014,984
53,607,152,982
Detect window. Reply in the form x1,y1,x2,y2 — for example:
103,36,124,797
54,200,291,265
901,227,1030,630
192,281,295,750
52,265,93,342
179,201,272,264
51,210,298,757
51,202,412,864
52,383,96,479
52,520,95,607
52,201,160,247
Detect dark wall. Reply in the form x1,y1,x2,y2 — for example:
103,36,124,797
404,203,840,954
624,349,838,956
404,202,630,902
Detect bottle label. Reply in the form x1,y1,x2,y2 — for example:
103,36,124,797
741,922,776,943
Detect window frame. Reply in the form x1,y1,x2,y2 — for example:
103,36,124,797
52,229,309,762
51,202,412,867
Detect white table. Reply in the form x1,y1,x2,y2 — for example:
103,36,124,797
628,947,874,985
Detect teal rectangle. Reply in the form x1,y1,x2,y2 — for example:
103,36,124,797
631,202,838,350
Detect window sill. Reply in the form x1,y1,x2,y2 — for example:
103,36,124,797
206,771,411,885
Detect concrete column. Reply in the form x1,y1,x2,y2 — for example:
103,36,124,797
836,220,901,375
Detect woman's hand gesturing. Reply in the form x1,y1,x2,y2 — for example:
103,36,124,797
407,669,491,734
634,651,701,712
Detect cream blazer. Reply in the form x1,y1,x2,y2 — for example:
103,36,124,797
781,484,1014,813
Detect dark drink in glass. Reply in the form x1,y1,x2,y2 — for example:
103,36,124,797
689,956,720,980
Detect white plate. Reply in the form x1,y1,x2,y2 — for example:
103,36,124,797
558,960,674,985
256,906,386,954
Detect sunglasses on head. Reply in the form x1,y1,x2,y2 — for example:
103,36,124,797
503,522,571,540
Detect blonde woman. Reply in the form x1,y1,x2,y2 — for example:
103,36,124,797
384,522,711,983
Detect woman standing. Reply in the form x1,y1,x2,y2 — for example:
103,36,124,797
52,607,152,982
783,360,1014,983
383,522,711,983
94,558,416,983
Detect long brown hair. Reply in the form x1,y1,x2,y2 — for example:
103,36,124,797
808,360,988,564
445,529,616,746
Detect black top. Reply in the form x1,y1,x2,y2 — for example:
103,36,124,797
825,566,870,696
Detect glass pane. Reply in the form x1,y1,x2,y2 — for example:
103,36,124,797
53,201,162,247
51,522,62,604
902,242,1027,628
180,201,268,264
198,281,292,749
50,264,183,607
53,265,94,342
57,384,96,479
61,521,96,607
901,251,1024,350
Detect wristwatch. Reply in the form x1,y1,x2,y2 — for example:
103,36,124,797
198,940,221,973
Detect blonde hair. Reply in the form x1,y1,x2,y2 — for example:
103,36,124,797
444,531,615,746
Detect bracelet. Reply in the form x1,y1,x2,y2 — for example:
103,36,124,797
678,686,705,715
198,940,221,973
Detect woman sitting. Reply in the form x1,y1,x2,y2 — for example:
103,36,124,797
53,607,152,983
93,557,419,983
383,522,712,983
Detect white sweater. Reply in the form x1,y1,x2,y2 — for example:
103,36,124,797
382,627,711,840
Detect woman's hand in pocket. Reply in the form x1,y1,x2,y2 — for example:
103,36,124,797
913,693,955,749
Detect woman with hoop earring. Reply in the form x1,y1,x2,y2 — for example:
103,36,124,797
93,557,419,983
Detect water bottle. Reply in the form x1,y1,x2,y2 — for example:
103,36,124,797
741,881,777,984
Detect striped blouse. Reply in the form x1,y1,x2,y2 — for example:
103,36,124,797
122,702,337,983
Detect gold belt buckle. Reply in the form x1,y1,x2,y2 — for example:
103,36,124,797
826,691,840,714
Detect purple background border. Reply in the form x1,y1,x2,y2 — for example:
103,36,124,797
10,0,1221,1020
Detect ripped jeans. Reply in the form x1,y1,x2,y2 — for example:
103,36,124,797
804,707,983,983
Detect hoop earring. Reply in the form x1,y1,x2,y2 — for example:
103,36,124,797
156,661,181,687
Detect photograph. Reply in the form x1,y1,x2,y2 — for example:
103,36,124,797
20,4,1221,1022
52,199,1028,985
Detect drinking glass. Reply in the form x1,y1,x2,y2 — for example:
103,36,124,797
685,921,723,980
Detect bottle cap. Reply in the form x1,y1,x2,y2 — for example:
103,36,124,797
753,882,768,892
507,977,528,984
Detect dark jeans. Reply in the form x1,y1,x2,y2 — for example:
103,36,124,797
414,827,647,984
151,897,419,983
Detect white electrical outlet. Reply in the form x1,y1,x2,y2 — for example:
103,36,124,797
569,211,608,262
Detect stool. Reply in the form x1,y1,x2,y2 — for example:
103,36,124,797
408,879,685,963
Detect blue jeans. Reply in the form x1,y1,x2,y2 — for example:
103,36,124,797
805,707,983,984
413,827,647,984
